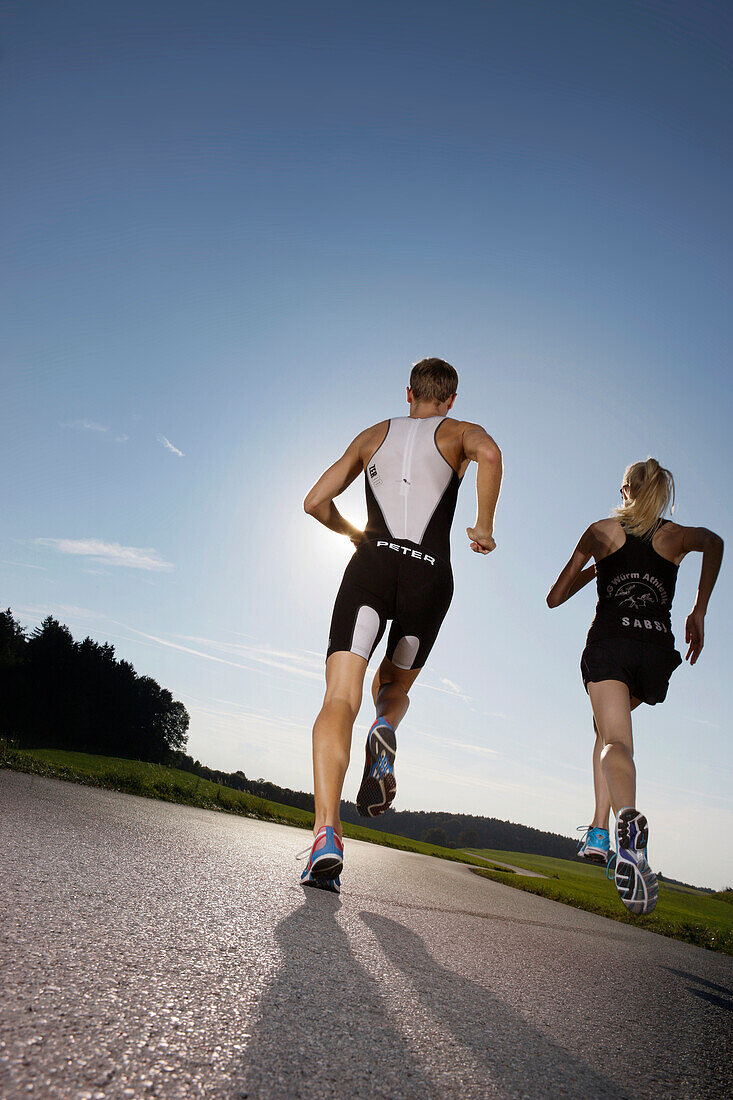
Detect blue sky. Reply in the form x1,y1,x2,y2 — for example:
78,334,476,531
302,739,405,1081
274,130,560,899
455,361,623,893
2,1,731,887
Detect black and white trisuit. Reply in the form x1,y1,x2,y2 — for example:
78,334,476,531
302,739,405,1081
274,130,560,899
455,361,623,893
581,521,683,704
327,415,461,670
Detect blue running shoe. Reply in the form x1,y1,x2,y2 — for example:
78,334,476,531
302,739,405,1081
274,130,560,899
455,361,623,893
299,826,343,891
356,718,396,817
613,807,658,915
576,825,610,865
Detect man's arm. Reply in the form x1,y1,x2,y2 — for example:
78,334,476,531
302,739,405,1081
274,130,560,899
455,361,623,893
546,526,596,608
461,424,503,554
303,424,383,546
678,526,724,664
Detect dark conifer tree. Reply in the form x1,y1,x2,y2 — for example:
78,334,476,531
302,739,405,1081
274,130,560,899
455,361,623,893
0,608,189,762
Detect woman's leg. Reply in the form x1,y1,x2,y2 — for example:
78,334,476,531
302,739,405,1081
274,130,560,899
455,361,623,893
371,657,422,729
588,694,642,827
313,651,368,837
587,680,637,815
590,718,613,829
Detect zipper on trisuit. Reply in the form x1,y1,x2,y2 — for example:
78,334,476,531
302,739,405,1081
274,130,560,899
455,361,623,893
400,418,420,533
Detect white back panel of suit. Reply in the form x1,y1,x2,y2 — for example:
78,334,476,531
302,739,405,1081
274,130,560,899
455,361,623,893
368,416,453,546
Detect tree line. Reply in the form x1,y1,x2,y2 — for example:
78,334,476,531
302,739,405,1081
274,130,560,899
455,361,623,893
0,609,189,763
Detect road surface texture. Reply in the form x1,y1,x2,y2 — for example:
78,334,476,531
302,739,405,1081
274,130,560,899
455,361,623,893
1,771,731,1100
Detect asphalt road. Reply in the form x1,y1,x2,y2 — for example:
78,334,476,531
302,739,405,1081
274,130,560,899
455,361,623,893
1,771,731,1100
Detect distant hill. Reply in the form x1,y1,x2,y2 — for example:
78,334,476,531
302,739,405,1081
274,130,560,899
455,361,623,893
339,803,579,859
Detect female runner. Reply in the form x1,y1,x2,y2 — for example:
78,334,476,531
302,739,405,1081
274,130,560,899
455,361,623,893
547,458,723,914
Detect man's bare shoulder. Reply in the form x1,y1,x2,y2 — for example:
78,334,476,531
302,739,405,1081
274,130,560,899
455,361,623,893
356,419,390,438
445,417,486,435
452,419,502,460
354,420,390,461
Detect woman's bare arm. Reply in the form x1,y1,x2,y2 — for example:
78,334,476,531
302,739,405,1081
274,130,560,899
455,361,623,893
679,527,724,664
546,526,597,608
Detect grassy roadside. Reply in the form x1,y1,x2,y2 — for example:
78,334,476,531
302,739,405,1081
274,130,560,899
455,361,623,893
0,746,482,865
468,849,733,956
3,747,730,955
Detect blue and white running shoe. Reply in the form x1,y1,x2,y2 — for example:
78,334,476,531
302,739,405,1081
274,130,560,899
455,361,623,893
356,718,396,818
576,825,611,865
612,807,658,915
299,826,343,893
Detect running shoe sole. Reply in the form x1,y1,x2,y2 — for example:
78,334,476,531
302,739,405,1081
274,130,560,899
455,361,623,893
577,846,609,866
302,875,341,894
614,809,658,915
356,723,396,817
309,852,343,879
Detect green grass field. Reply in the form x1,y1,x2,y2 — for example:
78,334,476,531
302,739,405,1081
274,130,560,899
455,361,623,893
3,745,730,955
467,849,733,955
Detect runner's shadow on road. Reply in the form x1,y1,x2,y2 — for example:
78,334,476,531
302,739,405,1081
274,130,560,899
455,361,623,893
235,889,441,1099
662,966,733,1012
360,911,624,1099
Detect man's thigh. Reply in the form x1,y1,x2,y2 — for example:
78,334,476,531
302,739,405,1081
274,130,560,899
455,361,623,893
323,651,370,713
327,544,394,662
387,558,454,670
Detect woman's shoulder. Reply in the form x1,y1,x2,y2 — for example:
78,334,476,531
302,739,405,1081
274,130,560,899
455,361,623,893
587,517,626,560
652,519,688,563
590,516,623,535
588,516,625,542
659,518,686,534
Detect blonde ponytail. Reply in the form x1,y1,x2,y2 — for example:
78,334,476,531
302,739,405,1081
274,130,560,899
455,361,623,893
613,458,675,538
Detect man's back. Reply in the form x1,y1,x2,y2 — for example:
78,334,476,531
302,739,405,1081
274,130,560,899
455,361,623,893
363,415,461,563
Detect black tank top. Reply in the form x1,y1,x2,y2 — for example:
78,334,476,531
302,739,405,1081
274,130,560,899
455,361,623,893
586,522,679,649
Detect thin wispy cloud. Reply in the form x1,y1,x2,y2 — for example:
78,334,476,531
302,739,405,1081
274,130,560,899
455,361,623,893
182,692,310,739
440,677,463,695
408,761,538,799
127,629,324,682
1,560,47,571
117,626,270,674
174,635,324,681
418,729,498,758
157,434,184,457
62,419,128,443
63,418,109,433
645,776,732,806
415,675,472,705
15,603,106,624
35,538,174,572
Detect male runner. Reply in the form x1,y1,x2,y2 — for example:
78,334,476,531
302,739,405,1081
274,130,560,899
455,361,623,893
299,358,502,892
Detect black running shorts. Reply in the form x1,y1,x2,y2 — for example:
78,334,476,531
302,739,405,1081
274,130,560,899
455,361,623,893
581,638,682,706
327,539,454,670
